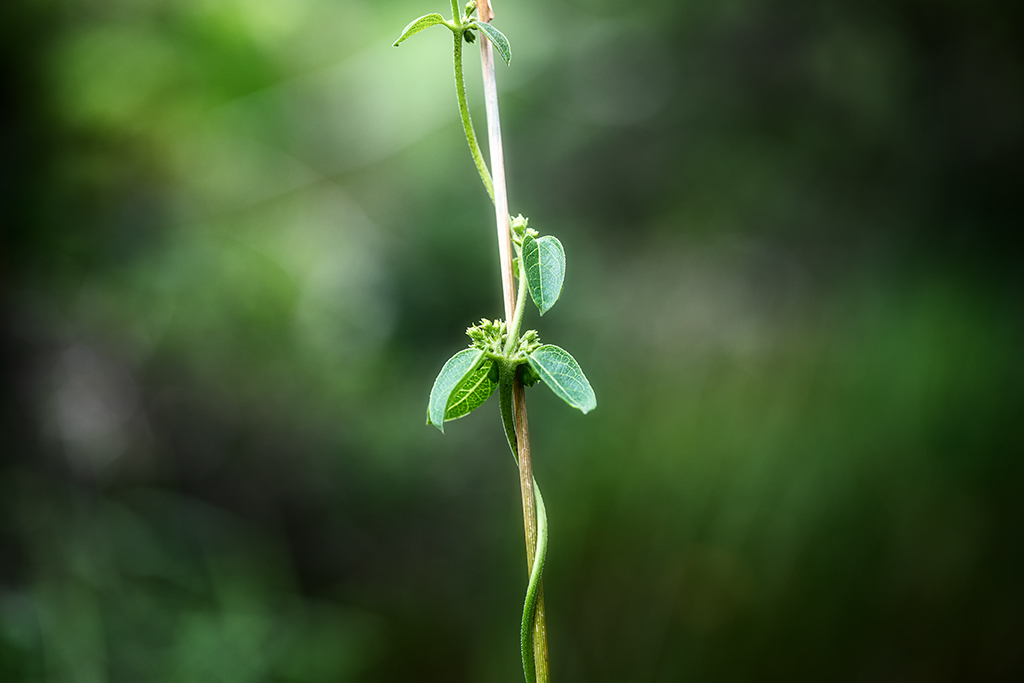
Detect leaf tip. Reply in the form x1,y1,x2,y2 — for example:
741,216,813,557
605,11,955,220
427,403,444,432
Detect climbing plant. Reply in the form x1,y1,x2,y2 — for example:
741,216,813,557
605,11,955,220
396,2,596,681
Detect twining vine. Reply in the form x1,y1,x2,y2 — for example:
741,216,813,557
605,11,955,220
395,3,596,681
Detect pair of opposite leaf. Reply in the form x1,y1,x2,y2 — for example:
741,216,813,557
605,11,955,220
427,221,596,431
394,3,512,66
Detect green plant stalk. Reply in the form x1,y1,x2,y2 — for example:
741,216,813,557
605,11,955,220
512,377,549,683
504,247,529,356
453,31,495,202
498,359,549,683
475,0,551,676
489,137,552,683
397,3,554,678
521,479,547,683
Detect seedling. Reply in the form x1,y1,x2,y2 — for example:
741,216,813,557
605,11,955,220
396,3,596,681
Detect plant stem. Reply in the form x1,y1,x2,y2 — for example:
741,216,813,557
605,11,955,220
477,1,551,680
476,0,493,22
477,7,514,322
453,31,495,202
513,378,550,682
504,250,528,356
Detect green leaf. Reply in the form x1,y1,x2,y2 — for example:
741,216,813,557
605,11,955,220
472,21,512,65
527,345,596,414
445,357,497,421
427,348,497,431
394,14,449,47
522,234,565,316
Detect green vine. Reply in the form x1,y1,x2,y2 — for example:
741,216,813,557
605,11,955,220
395,4,597,681
452,28,494,201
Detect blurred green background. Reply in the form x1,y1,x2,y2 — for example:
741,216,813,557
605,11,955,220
2,0,1023,681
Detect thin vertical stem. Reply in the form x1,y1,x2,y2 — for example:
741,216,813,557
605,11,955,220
477,1,551,681
504,251,528,356
513,380,550,681
477,23,513,320
453,32,495,202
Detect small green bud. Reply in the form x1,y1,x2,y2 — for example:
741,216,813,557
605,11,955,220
465,1,477,16
464,29,476,43
518,329,542,355
511,214,529,237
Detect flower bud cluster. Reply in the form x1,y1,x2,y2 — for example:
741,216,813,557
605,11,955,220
466,318,542,361
516,329,542,356
467,318,508,356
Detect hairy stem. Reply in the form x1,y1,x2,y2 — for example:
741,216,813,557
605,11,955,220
499,362,518,462
504,249,528,356
498,369,549,683
521,479,547,683
453,32,495,202
512,377,549,682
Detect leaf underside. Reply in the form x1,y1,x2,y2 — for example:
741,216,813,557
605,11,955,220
523,234,565,316
427,348,496,432
473,21,512,65
527,344,596,414
394,13,447,47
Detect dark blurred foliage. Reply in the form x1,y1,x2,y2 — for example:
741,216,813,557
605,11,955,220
2,0,1023,681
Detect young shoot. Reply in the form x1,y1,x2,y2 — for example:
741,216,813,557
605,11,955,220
395,4,596,681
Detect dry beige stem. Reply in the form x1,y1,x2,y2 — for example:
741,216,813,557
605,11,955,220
476,2,551,679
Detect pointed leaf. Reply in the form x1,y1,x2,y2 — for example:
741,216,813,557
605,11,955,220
472,21,512,65
427,348,496,432
522,234,565,315
527,345,596,414
394,14,448,47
